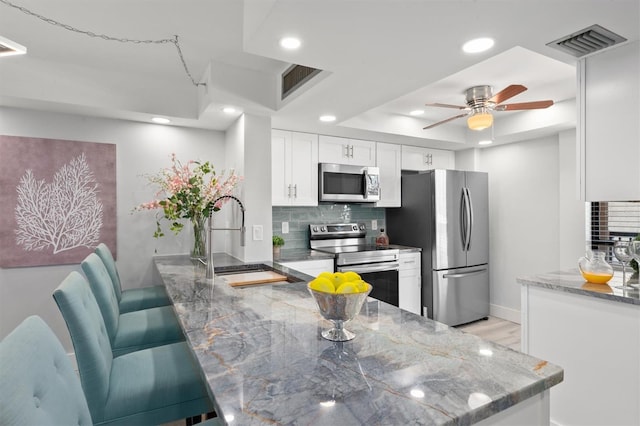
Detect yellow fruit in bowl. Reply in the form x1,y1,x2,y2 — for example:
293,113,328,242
354,280,370,293
335,282,359,294
309,277,336,294
331,272,347,287
317,271,334,281
342,271,361,282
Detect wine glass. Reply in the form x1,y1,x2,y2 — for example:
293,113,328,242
627,240,640,289
613,239,633,288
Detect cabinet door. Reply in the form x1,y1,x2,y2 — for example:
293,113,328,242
279,259,334,276
349,139,376,166
402,145,454,171
581,41,640,201
398,252,421,315
318,135,351,164
271,130,292,206
375,142,401,207
318,135,376,166
290,132,318,206
430,149,454,170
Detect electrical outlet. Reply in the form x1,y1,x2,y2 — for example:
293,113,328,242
252,225,263,241
371,220,377,230
282,222,289,234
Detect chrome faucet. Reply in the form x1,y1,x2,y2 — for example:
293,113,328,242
206,195,246,279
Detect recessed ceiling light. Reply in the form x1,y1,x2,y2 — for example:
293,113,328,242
319,115,336,122
151,117,170,124
478,139,493,145
409,110,424,116
222,107,236,114
279,37,301,50
0,35,27,57
462,37,495,54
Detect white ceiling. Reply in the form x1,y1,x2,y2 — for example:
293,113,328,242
1,0,638,150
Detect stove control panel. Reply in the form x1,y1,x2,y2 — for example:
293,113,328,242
309,222,367,239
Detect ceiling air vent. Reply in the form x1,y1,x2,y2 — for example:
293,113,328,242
547,24,627,58
281,64,321,100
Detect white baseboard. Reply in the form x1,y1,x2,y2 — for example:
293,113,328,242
490,304,521,324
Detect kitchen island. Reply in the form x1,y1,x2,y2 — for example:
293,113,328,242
519,270,639,426
155,255,563,425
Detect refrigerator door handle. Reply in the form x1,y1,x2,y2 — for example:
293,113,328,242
464,187,473,251
443,268,487,279
460,189,467,249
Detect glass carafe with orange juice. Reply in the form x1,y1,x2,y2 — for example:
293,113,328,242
578,251,614,284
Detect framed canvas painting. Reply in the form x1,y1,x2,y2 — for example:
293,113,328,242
0,135,116,267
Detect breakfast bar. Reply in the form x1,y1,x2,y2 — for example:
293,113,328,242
155,255,563,425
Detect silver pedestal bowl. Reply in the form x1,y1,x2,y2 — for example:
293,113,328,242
307,282,372,342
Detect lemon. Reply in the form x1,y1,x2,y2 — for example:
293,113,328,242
336,282,359,294
331,272,347,287
317,271,334,281
309,277,335,294
354,280,370,293
343,271,361,282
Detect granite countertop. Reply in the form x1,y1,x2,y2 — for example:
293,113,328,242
274,245,421,263
517,269,640,306
155,254,562,425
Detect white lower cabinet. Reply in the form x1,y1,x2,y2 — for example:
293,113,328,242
279,259,334,278
521,284,640,426
398,252,421,315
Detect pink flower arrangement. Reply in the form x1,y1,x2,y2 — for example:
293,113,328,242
135,153,242,237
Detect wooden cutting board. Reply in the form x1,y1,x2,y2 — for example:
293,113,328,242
224,271,289,287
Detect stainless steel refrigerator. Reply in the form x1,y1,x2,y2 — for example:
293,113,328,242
387,169,489,326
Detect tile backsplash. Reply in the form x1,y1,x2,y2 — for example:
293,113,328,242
272,204,386,249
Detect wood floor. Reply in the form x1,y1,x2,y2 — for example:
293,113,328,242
456,316,521,351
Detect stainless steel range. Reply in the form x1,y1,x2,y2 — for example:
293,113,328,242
310,222,400,307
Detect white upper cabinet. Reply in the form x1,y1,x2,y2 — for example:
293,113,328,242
375,142,401,207
401,145,454,171
272,130,318,206
579,40,640,201
318,135,376,166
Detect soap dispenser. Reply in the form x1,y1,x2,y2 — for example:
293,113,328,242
375,228,389,247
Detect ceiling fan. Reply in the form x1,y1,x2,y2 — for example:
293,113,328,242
422,84,554,131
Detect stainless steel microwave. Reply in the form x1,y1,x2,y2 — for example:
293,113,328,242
318,163,380,203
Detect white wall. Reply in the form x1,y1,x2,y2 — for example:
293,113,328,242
558,129,587,269
0,106,226,351
456,131,586,322
477,135,563,322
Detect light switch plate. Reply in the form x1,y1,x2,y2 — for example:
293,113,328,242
252,225,263,241
371,220,378,230
282,222,289,234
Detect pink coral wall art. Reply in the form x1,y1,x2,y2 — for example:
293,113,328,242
0,135,116,267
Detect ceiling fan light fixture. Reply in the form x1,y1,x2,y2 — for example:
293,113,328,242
462,37,494,54
467,111,493,130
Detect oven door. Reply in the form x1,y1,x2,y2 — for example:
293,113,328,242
337,262,399,307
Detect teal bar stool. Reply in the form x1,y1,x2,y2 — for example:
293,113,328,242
0,316,93,426
81,254,184,357
53,272,216,426
95,243,171,313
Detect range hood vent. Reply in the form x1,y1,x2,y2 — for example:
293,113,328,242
547,24,627,58
281,64,321,100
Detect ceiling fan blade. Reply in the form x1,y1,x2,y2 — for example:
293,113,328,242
423,113,468,130
495,100,554,111
425,102,468,110
489,84,527,104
